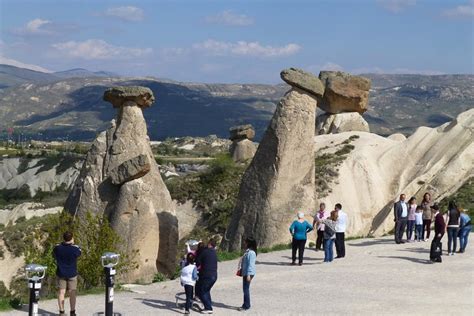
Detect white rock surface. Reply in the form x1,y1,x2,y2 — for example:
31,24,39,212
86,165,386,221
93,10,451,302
316,112,370,134
387,133,407,141
0,158,81,196
315,109,474,237
0,202,62,225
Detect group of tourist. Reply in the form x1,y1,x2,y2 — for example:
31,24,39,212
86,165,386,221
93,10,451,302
179,237,257,314
393,192,471,262
51,192,470,315
289,202,348,264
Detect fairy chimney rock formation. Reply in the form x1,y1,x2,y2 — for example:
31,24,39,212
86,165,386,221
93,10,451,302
315,71,371,134
318,71,371,114
224,68,320,250
229,125,257,162
65,86,178,283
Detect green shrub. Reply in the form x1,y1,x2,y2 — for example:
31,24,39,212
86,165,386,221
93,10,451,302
5,211,138,302
315,137,357,198
167,153,246,234
217,250,242,262
153,272,167,283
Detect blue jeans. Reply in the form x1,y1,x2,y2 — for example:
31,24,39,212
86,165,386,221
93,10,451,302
242,275,254,309
199,276,217,311
184,284,193,311
447,227,459,253
324,238,334,262
406,220,415,240
459,225,472,251
415,225,423,241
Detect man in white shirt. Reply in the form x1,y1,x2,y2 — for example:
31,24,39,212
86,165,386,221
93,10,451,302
393,194,408,244
334,203,347,259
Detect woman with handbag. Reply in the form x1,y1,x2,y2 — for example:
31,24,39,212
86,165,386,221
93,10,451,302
238,237,257,311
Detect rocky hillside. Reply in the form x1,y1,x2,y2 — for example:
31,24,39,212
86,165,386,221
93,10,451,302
315,109,474,237
0,156,82,206
0,64,472,140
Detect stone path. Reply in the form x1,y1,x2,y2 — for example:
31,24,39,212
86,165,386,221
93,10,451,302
3,235,473,315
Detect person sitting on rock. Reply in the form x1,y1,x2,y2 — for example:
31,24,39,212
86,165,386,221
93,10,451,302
289,212,313,265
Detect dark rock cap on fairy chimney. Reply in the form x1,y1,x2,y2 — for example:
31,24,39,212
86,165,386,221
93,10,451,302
280,68,325,99
103,86,155,108
229,124,255,141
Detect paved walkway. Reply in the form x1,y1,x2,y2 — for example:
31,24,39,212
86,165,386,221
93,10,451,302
3,235,473,315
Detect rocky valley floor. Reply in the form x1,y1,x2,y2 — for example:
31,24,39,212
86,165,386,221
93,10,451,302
3,235,473,316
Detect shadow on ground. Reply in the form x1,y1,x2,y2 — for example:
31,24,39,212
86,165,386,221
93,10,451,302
377,255,433,265
348,239,395,247
137,297,239,313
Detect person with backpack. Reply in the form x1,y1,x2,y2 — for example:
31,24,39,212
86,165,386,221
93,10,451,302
289,212,313,266
316,210,338,263
458,208,471,253
238,238,257,311
180,253,198,314
53,231,81,316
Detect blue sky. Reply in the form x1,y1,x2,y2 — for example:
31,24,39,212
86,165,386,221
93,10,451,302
0,0,472,83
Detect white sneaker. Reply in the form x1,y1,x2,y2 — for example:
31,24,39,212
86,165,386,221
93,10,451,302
202,310,213,314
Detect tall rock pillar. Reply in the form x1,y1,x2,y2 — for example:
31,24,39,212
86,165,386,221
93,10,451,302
65,86,178,282
224,68,323,250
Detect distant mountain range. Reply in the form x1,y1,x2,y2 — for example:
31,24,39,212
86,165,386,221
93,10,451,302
0,64,472,141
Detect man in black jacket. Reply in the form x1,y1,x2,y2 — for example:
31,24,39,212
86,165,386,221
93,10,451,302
394,194,408,244
196,239,218,314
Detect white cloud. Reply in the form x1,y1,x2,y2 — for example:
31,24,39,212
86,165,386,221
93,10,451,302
377,0,416,13
0,55,52,73
104,6,144,22
192,39,301,58
52,39,152,60
205,10,253,26
441,0,474,18
14,18,53,35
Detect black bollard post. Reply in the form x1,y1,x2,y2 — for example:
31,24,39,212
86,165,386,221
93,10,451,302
104,265,116,316
25,264,47,316
28,279,41,316
101,252,120,316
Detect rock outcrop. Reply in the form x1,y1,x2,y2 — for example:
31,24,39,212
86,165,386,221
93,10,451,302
0,202,62,225
318,71,371,114
316,112,370,135
65,86,178,282
0,157,81,196
224,69,320,250
315,71,372,135
229,125,257,162
314,109,474,238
